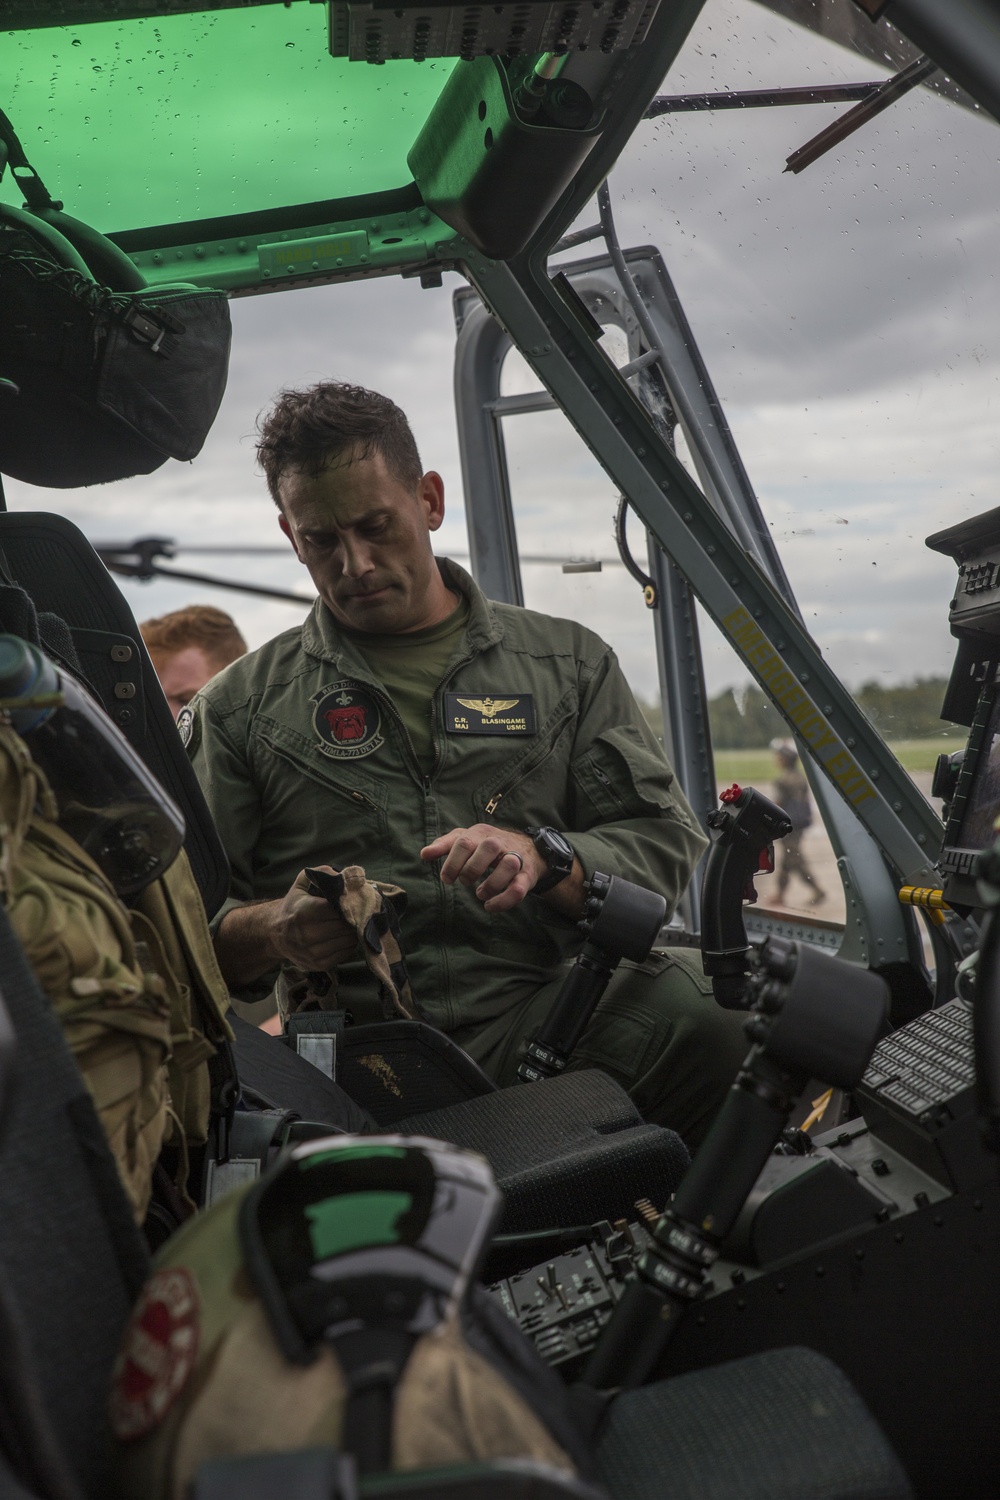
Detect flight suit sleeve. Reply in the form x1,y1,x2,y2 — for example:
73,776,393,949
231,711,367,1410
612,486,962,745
565,647,708,918
185,691,263,934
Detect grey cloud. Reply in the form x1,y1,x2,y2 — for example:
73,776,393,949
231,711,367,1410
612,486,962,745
608,0,1000,404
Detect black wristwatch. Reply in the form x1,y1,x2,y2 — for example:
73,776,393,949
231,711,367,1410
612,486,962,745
525,826,575,894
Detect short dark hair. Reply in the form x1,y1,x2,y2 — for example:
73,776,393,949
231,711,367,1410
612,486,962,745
140,605,247,670
256,382,423,506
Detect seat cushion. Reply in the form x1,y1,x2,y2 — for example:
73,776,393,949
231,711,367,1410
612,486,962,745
597,1347,912,1500
399,1070,690,1233
230,1023,689,1235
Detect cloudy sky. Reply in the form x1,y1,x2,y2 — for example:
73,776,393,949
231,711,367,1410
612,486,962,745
6,0,999,708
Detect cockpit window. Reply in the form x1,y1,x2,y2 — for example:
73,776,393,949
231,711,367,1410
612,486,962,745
604,0,998,699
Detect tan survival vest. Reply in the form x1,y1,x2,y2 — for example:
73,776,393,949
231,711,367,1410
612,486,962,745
0,722,231,1221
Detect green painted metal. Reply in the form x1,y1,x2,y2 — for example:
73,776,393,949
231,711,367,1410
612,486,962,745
123,200,451,291
522,0,708,259
0,6,452,236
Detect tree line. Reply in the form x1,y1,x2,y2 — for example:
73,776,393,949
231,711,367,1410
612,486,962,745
703,678,959,749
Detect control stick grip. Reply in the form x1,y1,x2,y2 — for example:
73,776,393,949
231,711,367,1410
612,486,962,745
701,784,793,1008
518,874,666,1083
584,936,889,1390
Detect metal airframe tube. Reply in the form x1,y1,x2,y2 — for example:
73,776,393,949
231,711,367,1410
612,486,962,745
645,83,881,115
591,244,918,968
451,292,524,605
459,243,945,892
451,261,720,859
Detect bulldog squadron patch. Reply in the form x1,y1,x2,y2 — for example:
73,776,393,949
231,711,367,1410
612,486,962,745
313,682,384,759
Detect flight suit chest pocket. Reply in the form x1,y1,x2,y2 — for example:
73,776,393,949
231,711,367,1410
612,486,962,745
469,693,577,824
572,725,677,823
252,715,390,827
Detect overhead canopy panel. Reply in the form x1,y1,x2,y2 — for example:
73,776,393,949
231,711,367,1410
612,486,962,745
0,0,290,24
0,0,670,285
328,0,662,64
0,5,452,234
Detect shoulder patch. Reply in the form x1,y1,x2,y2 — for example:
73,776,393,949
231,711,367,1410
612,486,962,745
176,705,196,750
311,681,384,760
109,1267,200,1442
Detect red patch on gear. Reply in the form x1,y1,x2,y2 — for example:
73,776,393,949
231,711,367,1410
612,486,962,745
109,1267,200,1442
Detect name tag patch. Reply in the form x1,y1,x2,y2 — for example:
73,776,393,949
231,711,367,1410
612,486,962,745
444,693,536,736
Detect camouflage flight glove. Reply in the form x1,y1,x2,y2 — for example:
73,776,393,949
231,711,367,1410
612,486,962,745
282,864,421,1021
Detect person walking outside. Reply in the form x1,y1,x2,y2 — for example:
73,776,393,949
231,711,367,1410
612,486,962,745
771,738,825,908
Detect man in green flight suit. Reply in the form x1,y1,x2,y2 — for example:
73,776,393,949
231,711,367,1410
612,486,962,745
185,381,747,1145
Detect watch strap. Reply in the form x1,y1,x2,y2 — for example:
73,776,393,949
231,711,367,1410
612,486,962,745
526,826,574,894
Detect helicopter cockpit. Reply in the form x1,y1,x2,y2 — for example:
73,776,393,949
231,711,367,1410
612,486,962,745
1,1,999,1498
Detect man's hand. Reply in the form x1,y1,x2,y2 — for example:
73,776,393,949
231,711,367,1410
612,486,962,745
272,868,359,970
421,825,584,917
421,825,540,913
213,866,358,987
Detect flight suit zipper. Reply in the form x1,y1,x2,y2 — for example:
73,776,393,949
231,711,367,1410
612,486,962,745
482,708,575,817
423,639,522,1026
592,764,630,816
329,674,456,1018
258,727,385,815
423,649,482,1027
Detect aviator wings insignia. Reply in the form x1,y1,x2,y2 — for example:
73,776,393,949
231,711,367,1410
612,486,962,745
456,696,520,720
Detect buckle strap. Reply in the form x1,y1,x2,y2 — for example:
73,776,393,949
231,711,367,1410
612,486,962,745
0,107,60,212
207,1037,240,1163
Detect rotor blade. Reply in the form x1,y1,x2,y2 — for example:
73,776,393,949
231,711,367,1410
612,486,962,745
102,557,314,605
164,545,292,555
646,82,880,115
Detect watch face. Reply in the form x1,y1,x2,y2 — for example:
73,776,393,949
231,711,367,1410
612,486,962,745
546,829,574,862
531,826,574,882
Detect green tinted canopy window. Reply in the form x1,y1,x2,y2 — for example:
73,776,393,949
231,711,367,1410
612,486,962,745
1,6,452,234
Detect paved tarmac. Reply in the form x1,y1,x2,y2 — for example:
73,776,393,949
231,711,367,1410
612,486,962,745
726,771,939,928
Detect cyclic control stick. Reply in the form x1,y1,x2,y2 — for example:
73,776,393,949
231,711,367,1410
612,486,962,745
702,783,793,1008
517,873,667,1083
583,936,888,1390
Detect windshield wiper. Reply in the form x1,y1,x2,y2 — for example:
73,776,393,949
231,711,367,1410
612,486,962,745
785,54,938,173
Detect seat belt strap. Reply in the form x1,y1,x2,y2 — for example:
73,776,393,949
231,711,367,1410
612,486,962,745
0,108,60,212
203,1106,297,1207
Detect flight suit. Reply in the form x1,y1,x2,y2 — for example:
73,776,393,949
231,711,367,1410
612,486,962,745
773,764,822,904
187,560,747,1143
